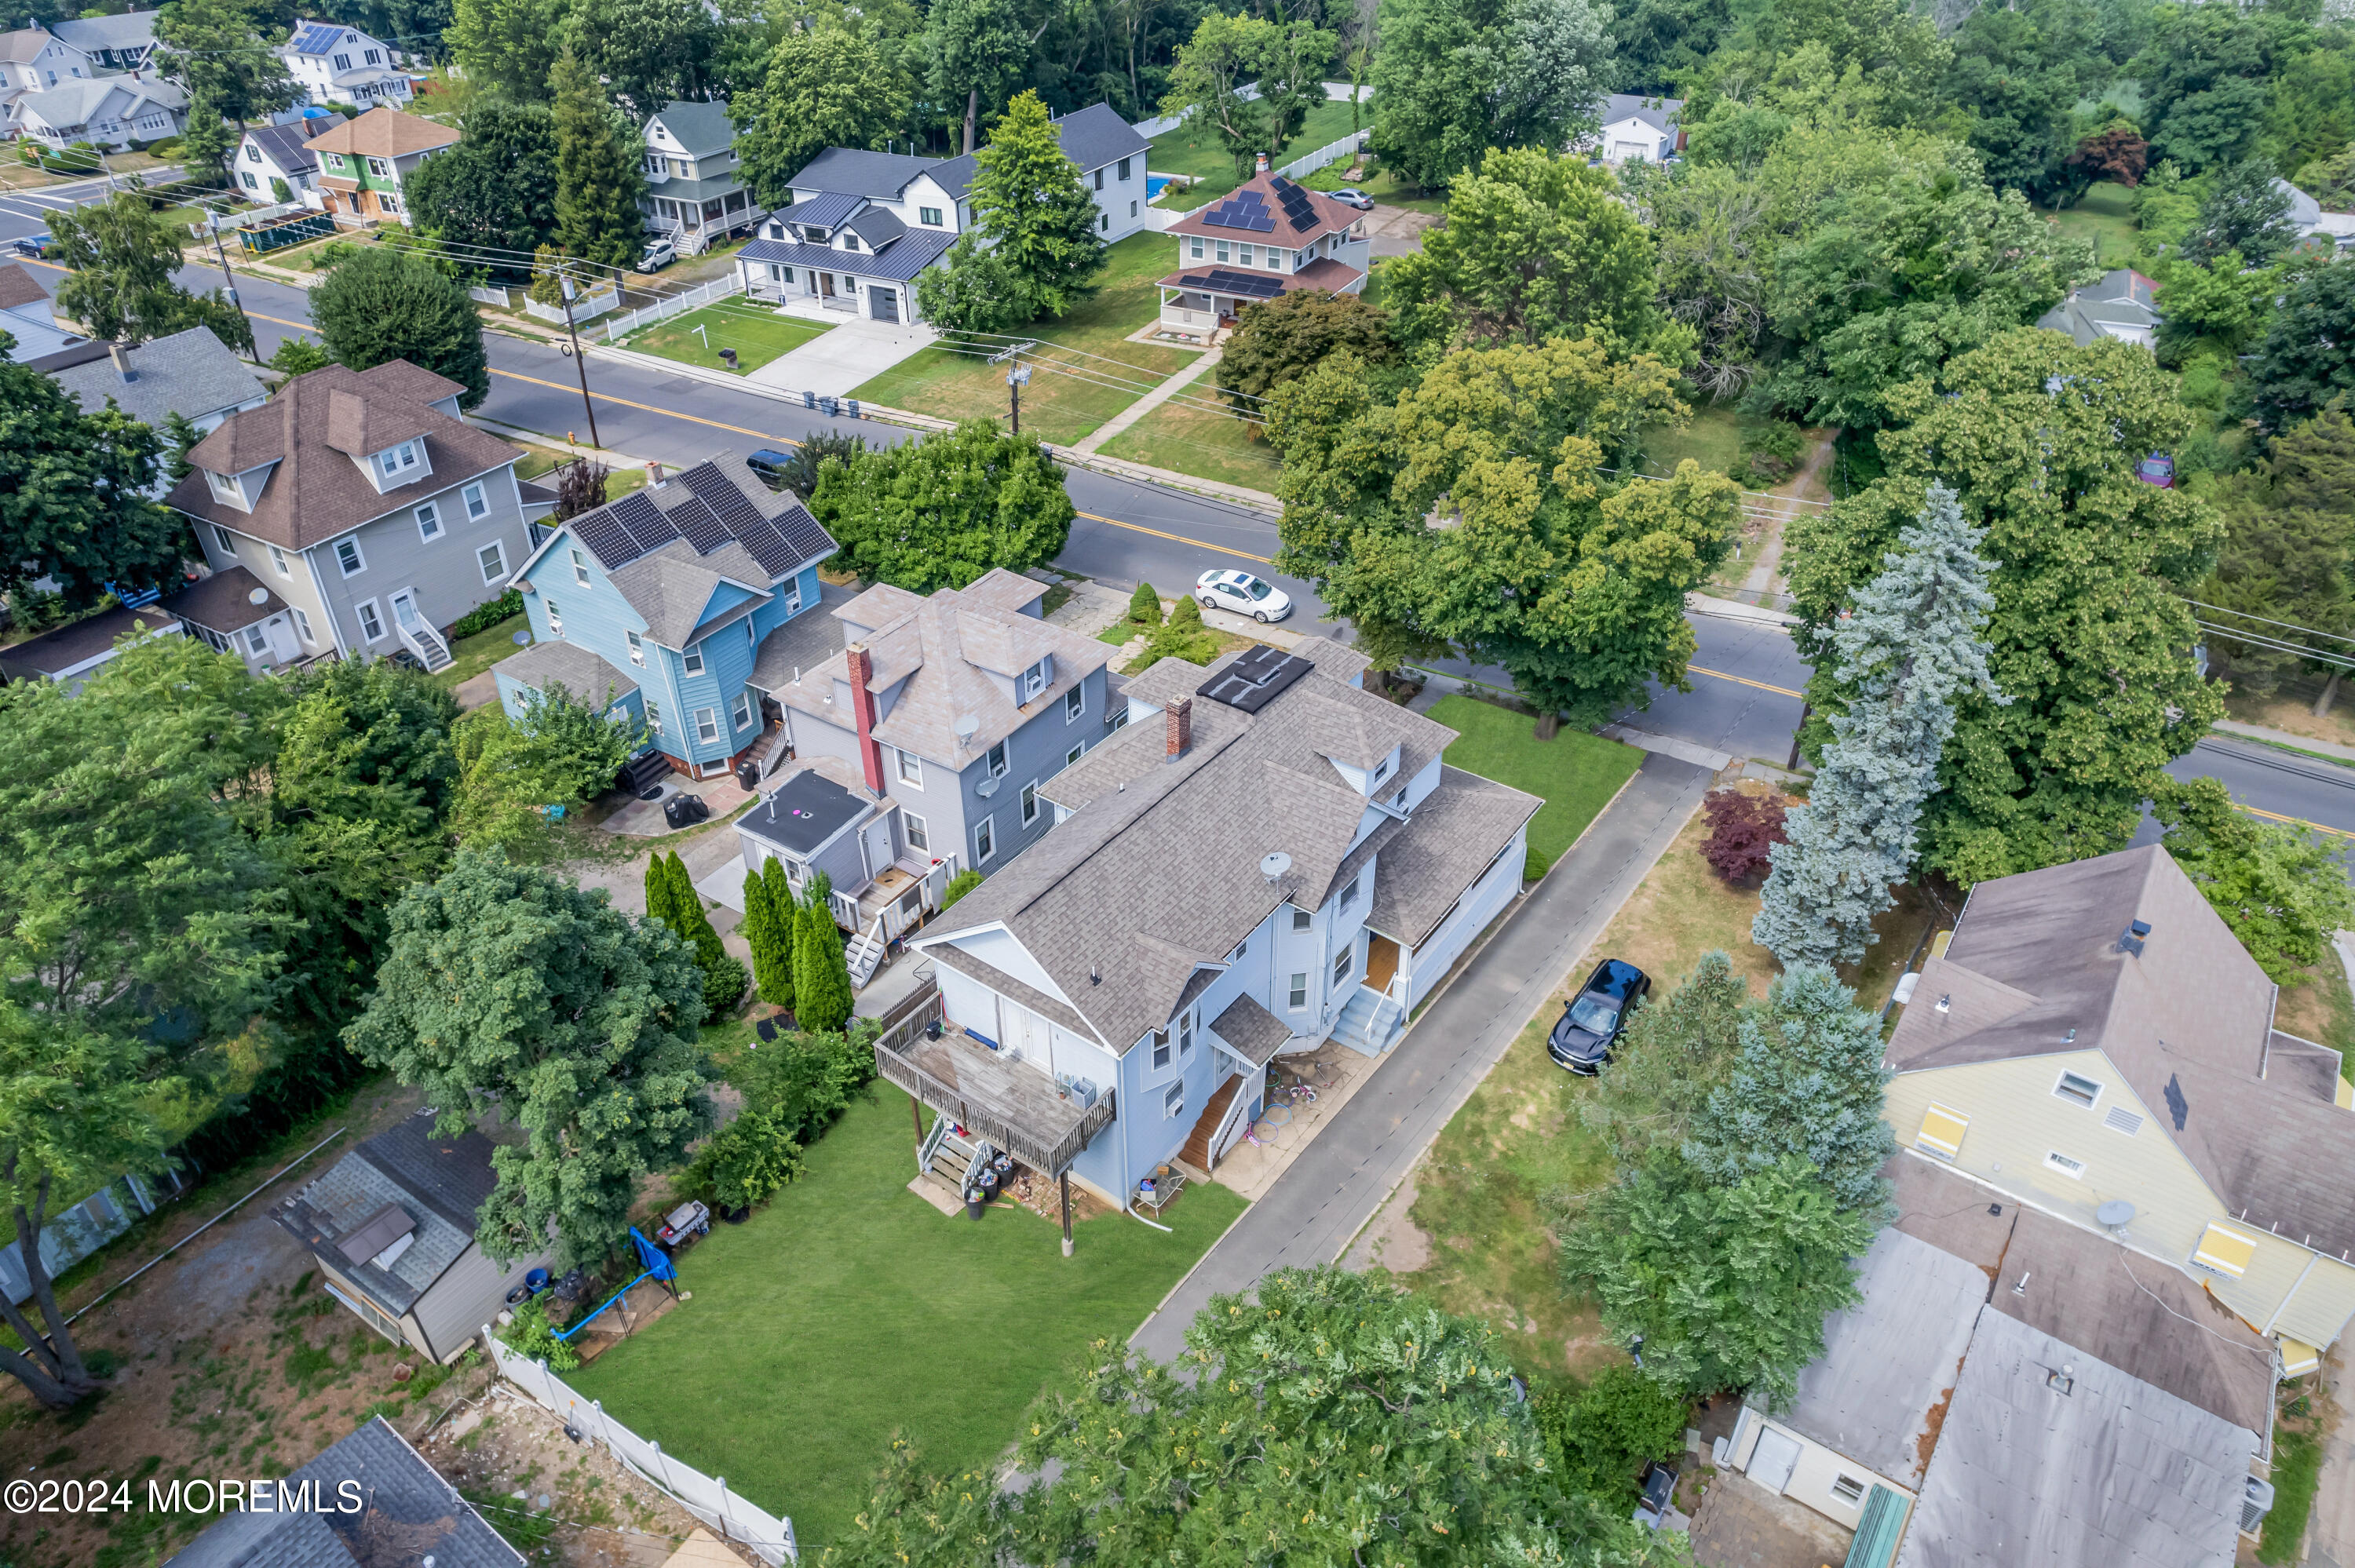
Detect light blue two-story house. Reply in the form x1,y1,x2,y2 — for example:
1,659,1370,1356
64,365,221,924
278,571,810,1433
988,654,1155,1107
491,453,838,779
886,639,1541,1226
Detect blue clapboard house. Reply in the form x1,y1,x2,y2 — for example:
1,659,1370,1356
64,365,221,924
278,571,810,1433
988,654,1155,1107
493,452,838,779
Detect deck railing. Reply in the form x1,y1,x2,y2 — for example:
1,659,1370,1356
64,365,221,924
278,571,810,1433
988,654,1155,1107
872,989,1114,1176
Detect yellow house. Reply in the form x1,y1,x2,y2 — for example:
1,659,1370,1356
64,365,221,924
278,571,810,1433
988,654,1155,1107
1885,843,2355,1376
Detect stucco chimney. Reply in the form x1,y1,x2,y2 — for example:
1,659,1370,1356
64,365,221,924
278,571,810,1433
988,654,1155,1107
1164,698,1192,763
845,642,885,793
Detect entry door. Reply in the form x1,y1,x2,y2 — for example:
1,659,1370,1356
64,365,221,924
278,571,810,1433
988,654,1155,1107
389,589,424,638
1747,1427,1802,1493
818,272,835,298
871,286,900,323
1002,1002,1048,1066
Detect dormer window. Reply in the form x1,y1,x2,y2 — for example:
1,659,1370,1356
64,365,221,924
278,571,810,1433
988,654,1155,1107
1021,658,1049,702
683,644,705,675
376,441,418,480
843,233,860,250
205,469,241,506
1373,754,1391,782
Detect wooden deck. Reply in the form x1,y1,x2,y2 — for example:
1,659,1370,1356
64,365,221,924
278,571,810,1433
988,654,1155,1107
874,992,1115,1176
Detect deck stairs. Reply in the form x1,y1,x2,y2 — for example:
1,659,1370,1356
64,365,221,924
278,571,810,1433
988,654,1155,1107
922,1120,992,1194
1330,985,1404,1057
845,913,888,990
397,617,453,673
756,728,792,779
1178,1074,1247,1174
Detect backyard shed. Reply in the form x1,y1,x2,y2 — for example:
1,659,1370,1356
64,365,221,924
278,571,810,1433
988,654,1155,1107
273,1109,555,1364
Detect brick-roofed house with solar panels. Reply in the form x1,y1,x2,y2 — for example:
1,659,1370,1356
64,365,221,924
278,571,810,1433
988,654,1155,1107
278,19,412,110
892,641,1539,1221
1156,172,1371,343
492,450,841,782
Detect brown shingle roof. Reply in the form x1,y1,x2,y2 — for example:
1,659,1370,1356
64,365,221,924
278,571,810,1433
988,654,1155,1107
159,565,284,634
306,104,460,159
1165,173,1362,246
0,261,49,312
166,362,520,550
1887,844,2355,1260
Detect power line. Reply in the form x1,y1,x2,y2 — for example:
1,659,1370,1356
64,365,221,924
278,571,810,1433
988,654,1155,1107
2185,599,2355,650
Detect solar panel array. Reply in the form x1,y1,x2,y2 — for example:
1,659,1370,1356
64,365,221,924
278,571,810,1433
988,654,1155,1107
1199,187,1275,233
289,22,344,53
1182,268,1284,300
1269,176,1322,235
568,462,834,582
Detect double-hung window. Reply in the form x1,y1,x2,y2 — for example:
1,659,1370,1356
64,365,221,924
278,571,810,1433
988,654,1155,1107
207,470,241,506
356,599,385,640
683,644,705,676
1066,742,1084,767
1292,907,1312,932
975,815,995,862
1287,972,1309,1009
476,540,507,583
644,698,663,736
571,547,590,586
695,707,719,743
546,599,562,633
211,523,237,555
1064,684,1085,722
783,582,803,614
334,537,364,577
1151,1029,1171,1070
243,623,270,655
897,749,922,788
414,501,442,541
987,741,1007,778
732,692,753,731
291,607,315,644
904,813,929,852
1021,658,1049,702
1164,1082,1184,1120
267,543,290,577
1332,944,1353,987
462,482,488,520
376,441,416,479
626,629,644,665
366,155,392,178
1189,236,1205,260
1020,781,1039,826
1340,873,1360,907
1178,1011,1193,1056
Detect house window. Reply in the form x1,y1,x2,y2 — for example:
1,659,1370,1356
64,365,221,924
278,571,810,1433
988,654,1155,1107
1829,1475,1866,1508
842,233,860,250
356,599,384,640
207,469,241,505
376,441,416,477
1020,781,1038,826
897,749,922,788
1375,756,1390,782
1021,658,1047,701
919,206,942,225
975,815,995,862
292,607,315,643
363,47,379,63
1164,1081,1184,1120
2043,1150,2086,1180
571,547,590,585
241,170,257,189
1151,1030,1170,1070
1118,155,1131,180
1216,241,1230,263
1291,907,1311,932
684,644,706,676
1287,972,1308,1009
1065,742,1083,767
1099,213,1108,232
463,482,488,520
211,523,237,554
366,155,392,177
783,582,802,614
1340,873,1359,907
695,707,719,742
1064,684,1084,722
243,623,270,655
732,692,753,731
334,537,364,576
546,599,562,633
267,543,290,577
477,541,507,583
1189,236,1204,259
245,143,262,162
333,52,351,69
2053,1071,2101,1108
415,501,442,540
645,698,663,735
904,812,929,852
988,740,1007,777
626,629,644,665
1178,1011,1193,1055
1332,943,1353,987
1130,199,1137,217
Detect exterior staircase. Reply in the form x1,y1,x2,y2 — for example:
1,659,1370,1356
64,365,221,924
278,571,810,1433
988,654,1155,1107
927,1127,984,1192
1330,985,1404,1057
392,605,454,673
845,913,888,990
1179,1074,1247,1174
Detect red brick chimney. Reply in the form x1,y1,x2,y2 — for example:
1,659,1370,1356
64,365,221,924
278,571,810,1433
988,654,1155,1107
845,643,885,793
1164,698,1192,764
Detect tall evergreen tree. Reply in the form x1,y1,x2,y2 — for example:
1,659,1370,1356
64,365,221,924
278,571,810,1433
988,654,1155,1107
644,849,678,933
1754,484,2001,966
969,89,1105,319
742,865,792,1008
761,856,797,1010
446,0,563,101
793,892,853,1034
551,48,648,271
1683,965,1897,1216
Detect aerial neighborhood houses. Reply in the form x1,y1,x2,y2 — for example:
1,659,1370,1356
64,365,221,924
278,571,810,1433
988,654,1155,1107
1157,173,1371,342
307,104,459,220
0,10,181,149
278,18,415,110
736,104,1154,324
229,111,346,199
639,99,763,255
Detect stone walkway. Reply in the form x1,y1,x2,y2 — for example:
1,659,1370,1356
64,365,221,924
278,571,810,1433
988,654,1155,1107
1072,348,1222,456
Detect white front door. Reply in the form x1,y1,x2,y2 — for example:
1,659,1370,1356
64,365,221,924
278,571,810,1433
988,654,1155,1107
389,589,422,633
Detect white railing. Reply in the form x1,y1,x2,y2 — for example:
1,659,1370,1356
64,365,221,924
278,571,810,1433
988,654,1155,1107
1161,305,1221,330
468,283,511,307
525,283,619,326
1209,1069,1257,1166
482,1331,798,1563
186,197,310,238
602,272,746,343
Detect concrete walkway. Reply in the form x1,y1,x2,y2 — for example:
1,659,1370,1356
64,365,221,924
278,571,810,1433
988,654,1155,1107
745,314,939,399
1129,750,1713,1360
2216,717,2355,766
1072,348,1220,456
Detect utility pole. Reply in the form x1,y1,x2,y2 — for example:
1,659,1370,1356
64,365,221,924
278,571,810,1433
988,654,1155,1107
1006,362,1031,436
208,215,253,359
558,272,602,450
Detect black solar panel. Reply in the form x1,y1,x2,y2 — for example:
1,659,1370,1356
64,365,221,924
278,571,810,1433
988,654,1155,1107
675,494,736,552
1186,268,1283,299
573,509,641,571
681,462,765,531
732,518,799,579
774,503,834,563
1270,175,1294,191
608,490,680,554
1199,645,1314,713
1201,188,1277,232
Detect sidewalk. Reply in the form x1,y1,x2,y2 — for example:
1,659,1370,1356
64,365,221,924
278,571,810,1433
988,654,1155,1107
2214,718,2355,767
1128,750,1713,1360
1072,348,1221,456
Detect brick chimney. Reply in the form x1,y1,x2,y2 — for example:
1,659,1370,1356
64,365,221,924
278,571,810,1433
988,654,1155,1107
1164,698,1192,764
845,642,885,793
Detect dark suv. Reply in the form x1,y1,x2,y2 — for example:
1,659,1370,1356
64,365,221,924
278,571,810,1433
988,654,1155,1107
1547,958,1650,1074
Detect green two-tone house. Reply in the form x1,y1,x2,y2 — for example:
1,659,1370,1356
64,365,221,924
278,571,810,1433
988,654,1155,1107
312,103,458,223
639,99,761,253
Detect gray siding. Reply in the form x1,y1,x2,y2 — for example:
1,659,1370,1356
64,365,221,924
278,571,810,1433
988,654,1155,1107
957,662,1112,870
195,520,334,664
309,463,532,658
413,1240,556,1364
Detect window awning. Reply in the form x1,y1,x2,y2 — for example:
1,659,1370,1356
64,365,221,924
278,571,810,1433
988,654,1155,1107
1915,1103,1969,1160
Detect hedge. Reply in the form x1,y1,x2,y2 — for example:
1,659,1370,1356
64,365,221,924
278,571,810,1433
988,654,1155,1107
451,588,523,640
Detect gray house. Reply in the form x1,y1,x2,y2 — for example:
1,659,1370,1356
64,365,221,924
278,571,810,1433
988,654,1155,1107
2036,267,2160,348
640,98,761,253
167,360,557,674
272,1109,555,1366
734,568,1116,977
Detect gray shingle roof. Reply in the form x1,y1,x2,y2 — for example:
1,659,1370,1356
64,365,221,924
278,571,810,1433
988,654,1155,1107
1599,93,1682,133
50,9,157,55
737,228,956,283
1052,101,1151,172
787,147,939,199
647,97,734,155
51,326,263,429
1363,765,1539,947
1894,1307,2254,1568
272,1110,498,1318
747,577,856,692
159,564,283,635
1888,843,2355,1260
607,537,771,649
163,1417,524,1568
492,638,639,707
1210,993,1288,1066
0,603,177,680
12,72,184,128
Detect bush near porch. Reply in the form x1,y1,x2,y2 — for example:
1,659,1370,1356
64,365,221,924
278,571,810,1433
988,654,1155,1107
564,1088,1245,1549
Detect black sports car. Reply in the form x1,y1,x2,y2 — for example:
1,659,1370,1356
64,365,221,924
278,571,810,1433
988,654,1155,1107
1547,958,1650,1074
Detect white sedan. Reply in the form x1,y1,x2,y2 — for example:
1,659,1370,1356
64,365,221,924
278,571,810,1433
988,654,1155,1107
1195,569,1293,623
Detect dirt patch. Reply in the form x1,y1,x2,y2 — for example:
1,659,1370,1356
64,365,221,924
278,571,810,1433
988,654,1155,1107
1341,1173,1432,1274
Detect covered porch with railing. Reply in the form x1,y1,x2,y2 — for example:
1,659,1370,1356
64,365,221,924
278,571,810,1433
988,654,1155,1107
874,985,1116,1255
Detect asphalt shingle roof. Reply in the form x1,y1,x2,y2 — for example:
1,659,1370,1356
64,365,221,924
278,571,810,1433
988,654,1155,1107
159,565,284,635
647,97,734,155
12,73,184,129
492,639,639,706
0,261,46,312
737,228,957,283
1599,93,1682,133
307,104,458,159
51,326,263,429
49,9,158,56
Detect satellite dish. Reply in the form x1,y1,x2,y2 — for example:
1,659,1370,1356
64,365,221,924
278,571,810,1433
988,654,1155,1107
1260,851,1292,884
2096,1200,2135,1231
955,713,980,742
975,775,1000,798
247,587,268,606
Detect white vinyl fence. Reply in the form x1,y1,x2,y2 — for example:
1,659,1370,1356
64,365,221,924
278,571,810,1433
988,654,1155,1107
484,1329,798,1563
524,281,620,326
602,272,746,342
1274,130,1369,184
468,284,511,307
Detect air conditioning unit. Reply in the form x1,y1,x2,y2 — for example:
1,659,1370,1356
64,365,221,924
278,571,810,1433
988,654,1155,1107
2242,1475,2276,1537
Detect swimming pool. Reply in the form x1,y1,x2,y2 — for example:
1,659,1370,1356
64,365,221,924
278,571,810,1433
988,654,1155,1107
1146,174,1173,200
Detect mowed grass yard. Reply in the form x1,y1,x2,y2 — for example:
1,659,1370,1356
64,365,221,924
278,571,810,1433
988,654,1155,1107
2039,181,2139,269
1098,396,1284,493
850,232,1199,446
1150,97,1369,205
567,1090,1247,1549
1429,695,1645,872
615,302,833,374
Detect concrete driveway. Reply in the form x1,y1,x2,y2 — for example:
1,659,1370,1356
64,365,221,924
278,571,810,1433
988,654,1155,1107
1363,203,1437,260
746,314,940,399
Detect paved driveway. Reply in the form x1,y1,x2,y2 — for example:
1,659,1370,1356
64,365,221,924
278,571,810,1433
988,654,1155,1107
1130,750,1712,1360
746,314,940,399
1363,204,1437,260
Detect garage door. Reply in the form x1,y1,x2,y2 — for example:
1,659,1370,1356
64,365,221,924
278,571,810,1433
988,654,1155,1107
1747,1426,1802,1493
871,286,900,323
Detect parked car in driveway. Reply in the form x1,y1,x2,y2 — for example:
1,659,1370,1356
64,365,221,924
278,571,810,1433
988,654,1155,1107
636,235,677,272
1548,957,1649,1074
1327,188,1375,210
1195,568,1293,623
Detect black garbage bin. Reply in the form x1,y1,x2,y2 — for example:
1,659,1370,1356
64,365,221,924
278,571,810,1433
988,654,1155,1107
662,795,691,830
964,1186,987,1220
736,758,761,791
977,1167,1000,1201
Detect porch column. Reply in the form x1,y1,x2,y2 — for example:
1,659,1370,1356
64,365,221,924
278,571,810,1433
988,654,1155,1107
1060,1170,1072,1257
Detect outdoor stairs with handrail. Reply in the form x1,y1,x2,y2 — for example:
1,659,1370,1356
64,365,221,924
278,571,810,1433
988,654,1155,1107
398,618,453,674
1179,1074,1247,1174
1330,984,1404,1058
926,1125,992,1193
845,912,888,990
756,727,791,779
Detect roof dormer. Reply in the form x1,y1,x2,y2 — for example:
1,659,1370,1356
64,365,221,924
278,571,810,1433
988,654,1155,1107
201,461,274,513
322,387,433,493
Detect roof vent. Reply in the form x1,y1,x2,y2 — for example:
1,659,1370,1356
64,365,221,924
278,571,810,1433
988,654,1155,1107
2118,919,2152,957
1260,851,1292,884
1934,994,1952,1014
2046,1364,2075,1395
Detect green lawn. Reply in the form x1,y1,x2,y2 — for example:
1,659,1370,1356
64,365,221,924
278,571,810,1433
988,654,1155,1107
850,231,1198,446
1428,694,1645,871
1300,159,1448,215
432,613,528,695
1641,405,1754,481
566,1090,1246,1548
614,302,834,375
1150,97,1369,206
1097,396,1283,494
514,445,652,495
2039,181,2139,270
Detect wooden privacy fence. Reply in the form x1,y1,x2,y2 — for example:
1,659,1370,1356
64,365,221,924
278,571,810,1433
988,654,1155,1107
482,1329,798,1563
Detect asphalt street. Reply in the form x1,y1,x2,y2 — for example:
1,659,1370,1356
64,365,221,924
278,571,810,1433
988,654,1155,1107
9,183,2355,842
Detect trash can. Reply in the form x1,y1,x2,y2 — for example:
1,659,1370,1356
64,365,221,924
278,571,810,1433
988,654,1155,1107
735,758,761,791
662,795,692,830
965,1186,987,1220
977,1167,1000,1200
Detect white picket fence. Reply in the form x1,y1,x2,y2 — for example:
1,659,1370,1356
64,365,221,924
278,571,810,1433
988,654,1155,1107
1274,130,1369,184
1134,80,1370,138
524,282,620,326
484,1329,798,1563
468,284,511,307
602,272,746,342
